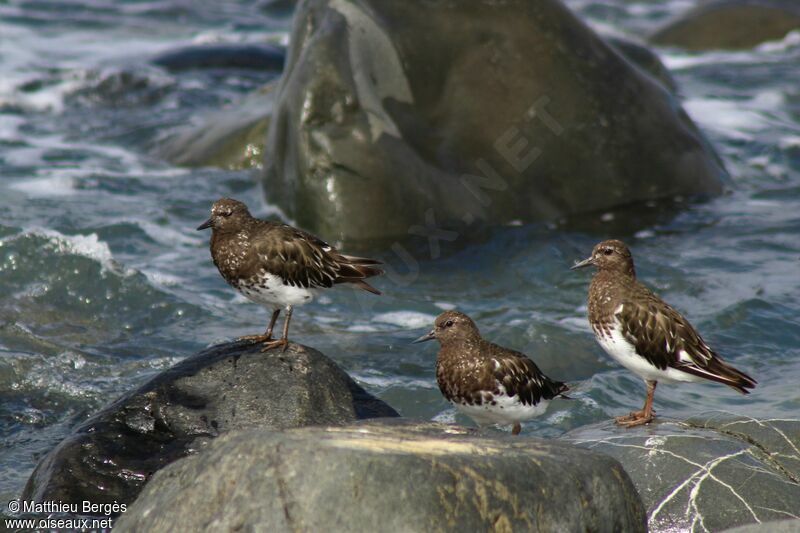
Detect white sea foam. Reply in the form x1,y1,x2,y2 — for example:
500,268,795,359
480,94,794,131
546,409,572,424
661,51,756,70
1,228,121,273
0,114,24,140
625,0,694,17
661,30,800,71
0,18,174,114
755,30,800,53
779,136,800,149
9,175,77,197
372,311,437,329
141,269,183,287
137,220,201,246
41,230,117,270
682,98,770,140
352,370,435,390
558,315,592,333
431,409,457,424
749,89,785,110
345,324,381,333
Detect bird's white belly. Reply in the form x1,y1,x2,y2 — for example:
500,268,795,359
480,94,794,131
454,388,549,427
596,322,702,384
238,273,315,308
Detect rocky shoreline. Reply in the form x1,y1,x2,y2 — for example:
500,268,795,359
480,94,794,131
17,340,800,531
12,0,800,531
22,341,398,510
114,420,647,532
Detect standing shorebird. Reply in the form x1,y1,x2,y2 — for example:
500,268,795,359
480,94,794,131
197,198,383,351
414,311,569,435
572,239,756,427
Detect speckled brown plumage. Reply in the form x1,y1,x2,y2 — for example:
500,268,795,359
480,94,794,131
573,239,756,427
417,311,568,435
198,198,382,350
205,199,382,294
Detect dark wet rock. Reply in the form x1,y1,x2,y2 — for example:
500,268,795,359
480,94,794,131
156,83,276,169
262,0,726,243
116,420,646,532
151,43,286,72
259,0,298,18
22,341,397,513
607,36,679,93
563,412,800,532
651,0,800,51
67,67,174,108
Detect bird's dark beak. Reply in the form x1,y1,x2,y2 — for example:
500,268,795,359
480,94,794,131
412,329,436,344
196,217,214,231
570,256,595,270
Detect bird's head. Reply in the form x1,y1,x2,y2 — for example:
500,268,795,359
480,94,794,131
413,310,480,345
197,198,251,233
571,239,635,277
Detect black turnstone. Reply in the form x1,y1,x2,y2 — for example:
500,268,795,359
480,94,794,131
197,198,383,350
572,239,756,427
414,311,569,435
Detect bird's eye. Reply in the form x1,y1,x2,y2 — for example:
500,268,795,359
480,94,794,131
221,210,232,217
603,248,614,256
444,320,454,328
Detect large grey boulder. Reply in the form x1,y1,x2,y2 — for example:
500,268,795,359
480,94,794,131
152,35,678,172
22,341,398,513
116,420,647,532
563,412,800,532
263,0,726,243
651,0,800,51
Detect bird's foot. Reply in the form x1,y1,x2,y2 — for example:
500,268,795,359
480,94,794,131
614,408,656,424
615,411,655,428
511,423,522,436
615,410,643,423
260,338,289,352
237,334,272,344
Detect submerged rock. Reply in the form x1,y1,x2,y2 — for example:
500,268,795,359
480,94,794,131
651,0,800,51
563,412,800,532
151,43,286,72
116,420,647,532
22,341,397,512
156,83,277,169
262,0,726,243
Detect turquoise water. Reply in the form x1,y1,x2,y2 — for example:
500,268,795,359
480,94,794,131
1,0,799,508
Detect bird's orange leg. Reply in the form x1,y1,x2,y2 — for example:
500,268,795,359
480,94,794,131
238,309,281,343
616,380,657,427
261,306,292,352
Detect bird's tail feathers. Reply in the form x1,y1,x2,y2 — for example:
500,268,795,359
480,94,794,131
334,255,383,294
543,379,571,400
677,360,757,394
349,279,381,295
341,254,383,266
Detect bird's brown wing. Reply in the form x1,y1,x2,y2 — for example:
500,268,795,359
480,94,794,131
617,288,756,392
486,342,568,406
253,223,382,293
